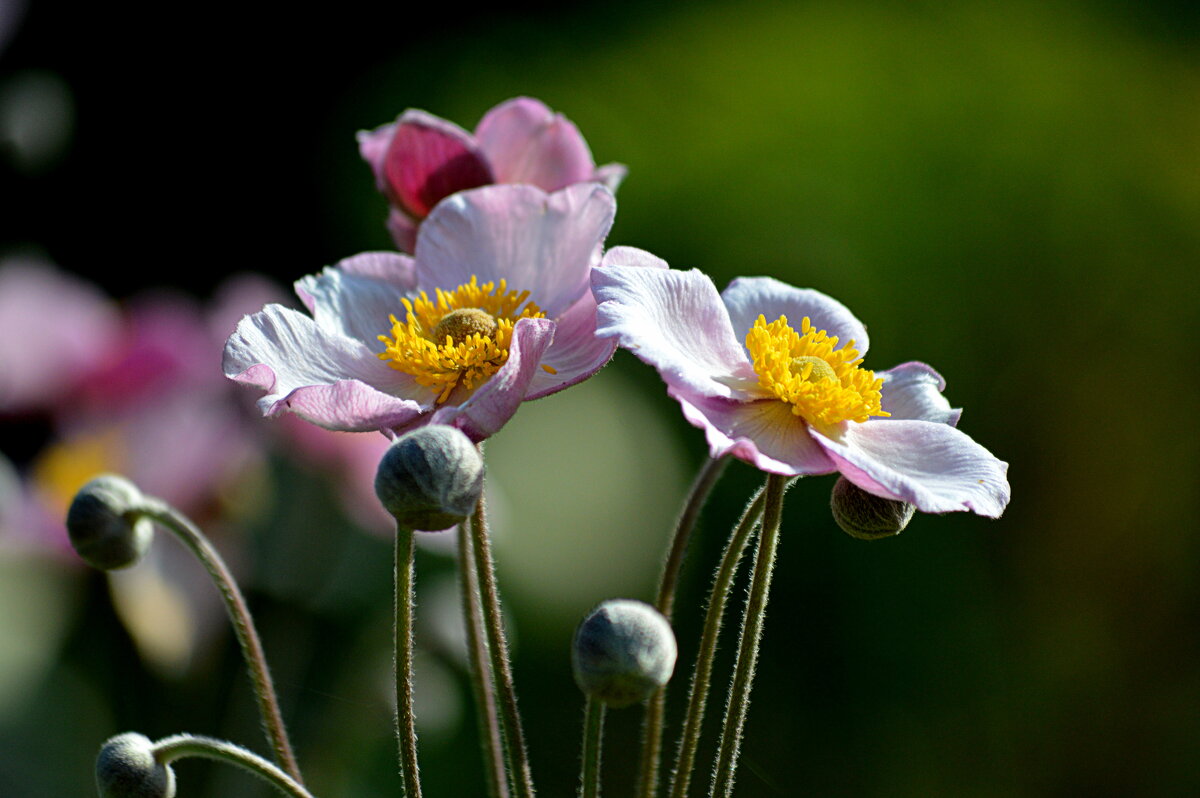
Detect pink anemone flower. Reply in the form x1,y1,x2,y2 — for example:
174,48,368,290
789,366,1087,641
224,182,623,442
358,96,626,253
591,257,1010,517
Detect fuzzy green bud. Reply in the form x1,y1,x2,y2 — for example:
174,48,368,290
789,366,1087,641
830,476,915,540
572,599,677,708
374,425,485,530
67,475,154,570
95,732,176,798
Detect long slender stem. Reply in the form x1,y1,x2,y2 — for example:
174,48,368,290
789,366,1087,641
394,526,422,798
458,519,510,798
667,487,766,798
470,485,537,798
637,456,729,798
579,697,606,798
140,500,302,785
152,733,315,798
709,473,788,798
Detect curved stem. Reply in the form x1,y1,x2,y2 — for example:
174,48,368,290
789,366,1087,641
471,484,537,798
667,487,766,798
458,519,509,798
152,734,314,798
140,500,302,785
579,697,606,798
394,526,423,798
709,473,788,798
637,456,729,798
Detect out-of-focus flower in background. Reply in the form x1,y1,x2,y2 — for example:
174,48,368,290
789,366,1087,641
358,96,626,252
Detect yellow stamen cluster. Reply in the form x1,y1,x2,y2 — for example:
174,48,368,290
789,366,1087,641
746,314,888,428
378,276,546,403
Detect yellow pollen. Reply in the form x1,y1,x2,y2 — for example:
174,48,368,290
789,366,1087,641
32,427,127,513
745,314,888,428
378,276,546,404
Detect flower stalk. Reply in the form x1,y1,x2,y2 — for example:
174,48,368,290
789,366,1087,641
708,473,788,798
579,697,606,798
637,455,729,798
394,525,423,798
470,483,537,798
458,519,510,798
139,498,303,785
151,733,315,798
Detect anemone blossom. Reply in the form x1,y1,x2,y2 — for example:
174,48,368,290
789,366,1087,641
591,258,1009,516
224,183,622,442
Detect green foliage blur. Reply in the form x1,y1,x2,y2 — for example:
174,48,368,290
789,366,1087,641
2,1,1198,796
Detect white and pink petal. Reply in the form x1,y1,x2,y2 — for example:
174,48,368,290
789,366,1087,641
416,183,614,317
475,97,596,190
592,264,754,400
877,361,962,426
721,277,872,358
810,419,1009,517
674,392,837,476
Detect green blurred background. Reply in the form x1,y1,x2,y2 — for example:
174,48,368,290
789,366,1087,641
2,0,1199,795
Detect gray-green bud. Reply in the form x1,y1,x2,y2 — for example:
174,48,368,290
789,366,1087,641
374,425,485,530
95,732,176,798
830,476,915,540
67,475,154,570
572,599,677,708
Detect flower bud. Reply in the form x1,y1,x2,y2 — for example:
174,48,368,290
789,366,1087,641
95,732,176,798
572,599,677,708
830,476,915,540
67,475,154,570
374,425,485,531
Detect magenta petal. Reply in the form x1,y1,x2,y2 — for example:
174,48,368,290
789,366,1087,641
721,277,872,358
417,183,614,317
525,288,616,400
383,110,494,219
430,317,556,441
811,420,1010,517
674,391,837,475
878,361,962,426
475,97,595,190
357,121,396,193
592,265,753,400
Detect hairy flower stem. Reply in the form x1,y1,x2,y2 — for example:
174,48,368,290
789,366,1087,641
708,473,788,798
140,500,303,785
471,485,537,798
579,697,606,798
458,519,510,798
394,526,423,798
152,733,315,798
666,487,765,798
637,456,729,798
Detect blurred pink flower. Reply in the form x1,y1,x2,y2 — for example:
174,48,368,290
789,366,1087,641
592,259,1010,517
0,256,121,414
358,97,626,252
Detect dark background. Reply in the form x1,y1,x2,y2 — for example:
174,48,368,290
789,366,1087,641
3,1,1200,796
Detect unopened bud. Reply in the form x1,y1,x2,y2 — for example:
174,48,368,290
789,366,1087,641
95,732,176,798
67,475,154,570
374,425,485,530
830,476,915,540
572,599,677,708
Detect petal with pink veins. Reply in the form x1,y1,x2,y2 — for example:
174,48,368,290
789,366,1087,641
475,97,596,189
810,420,1009,516
592,265,753,400
416,183,614,317
721,276,871,358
